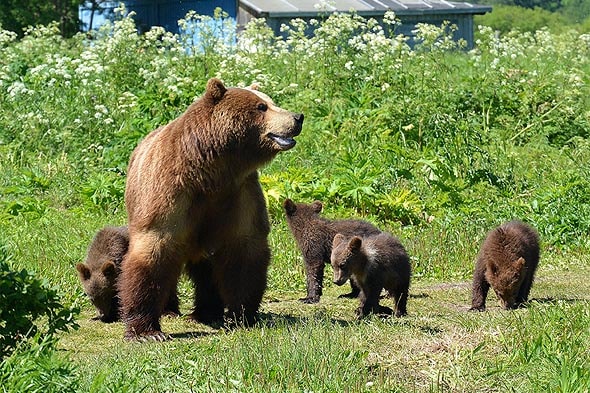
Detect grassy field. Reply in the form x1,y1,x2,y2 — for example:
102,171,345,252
1,7,590,392
58,246,590,392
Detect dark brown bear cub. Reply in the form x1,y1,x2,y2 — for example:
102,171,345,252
76,226,129,322
76,226,180,322
330,232,411,318
283,199,381,303
470,220,540,311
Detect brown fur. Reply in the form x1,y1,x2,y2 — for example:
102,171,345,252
470,220,540,311
120,78,303,340
283,199,381,303
331,232,411,318
76,226,179,323
76,226,128,322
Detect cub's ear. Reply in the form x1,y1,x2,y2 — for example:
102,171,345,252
205,78,227,102
514,257,525,269
332,233,346,246
488,261,498,276
76,263,91,281
312,201,323,213
248,82,260,91
101,261,117,278
349,236,362,250
283,199,297,216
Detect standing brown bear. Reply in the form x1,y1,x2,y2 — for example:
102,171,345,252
76,226,180,323
283,199,381,303
121,78,303,340
331,232,411,318
470,220,540,311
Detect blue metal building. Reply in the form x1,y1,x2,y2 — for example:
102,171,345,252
80,0,491,49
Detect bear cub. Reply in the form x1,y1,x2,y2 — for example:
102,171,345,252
283,199,381,303
76,226,130,322
331,232,411,318
76,226,179,322
470,220,540,311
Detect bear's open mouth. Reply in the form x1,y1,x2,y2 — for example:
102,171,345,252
268,133,296,150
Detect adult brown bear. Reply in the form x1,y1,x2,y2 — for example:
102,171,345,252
120,78,303,340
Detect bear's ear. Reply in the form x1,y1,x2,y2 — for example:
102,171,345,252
205,78,227,102
76,263,91,281
248,82,260,91
312,201,323,213
348,236,362,250
489,261,498,276
514,257,525,269
283,199,297,215
101,261,117,278
332,233,346,246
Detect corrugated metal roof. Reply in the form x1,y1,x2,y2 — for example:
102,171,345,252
240,0,492,16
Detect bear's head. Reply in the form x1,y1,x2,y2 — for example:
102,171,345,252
283,199,323,228
203,78,304,166
331,234,366,286
485,257,526,309
76,260,119,322
284,199,323,218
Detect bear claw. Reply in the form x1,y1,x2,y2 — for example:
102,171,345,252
125,330,169,342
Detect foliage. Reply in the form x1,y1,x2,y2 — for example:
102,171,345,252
0,0,81,37
0,245,79,358
475,5,570,34
0,335,79,393
0,7,588,247
0,7,588,392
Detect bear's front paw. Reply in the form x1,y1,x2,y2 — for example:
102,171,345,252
299,296,320,304
468,306,485,312
355,307,369,319
124,330,169,342
162,309,181,318
378,305,394,316
338,291,358,299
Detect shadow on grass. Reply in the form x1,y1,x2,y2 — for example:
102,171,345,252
528,297,587,305
168,331,218,340
166,311,355,340
258,311,354,328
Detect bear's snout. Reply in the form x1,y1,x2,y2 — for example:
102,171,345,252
267,112,304,151
333,271,348,286
293,113,304,134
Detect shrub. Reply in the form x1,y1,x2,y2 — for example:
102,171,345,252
0,244,79,358
0,335,79,393
475,5,569,34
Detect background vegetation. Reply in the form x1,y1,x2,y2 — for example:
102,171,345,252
0,6,589,392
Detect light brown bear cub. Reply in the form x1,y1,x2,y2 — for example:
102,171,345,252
331,232,411,318
76,226,179,323
283,199,381,303
470,220,540,311
121,78,303,340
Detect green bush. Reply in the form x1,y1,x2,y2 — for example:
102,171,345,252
0,335,79,393
0,244,79,358
475,5,569,34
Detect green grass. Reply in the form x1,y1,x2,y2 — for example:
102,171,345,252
54,249,590,392
1,8,590,392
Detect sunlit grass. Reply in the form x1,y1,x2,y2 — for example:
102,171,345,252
1,8,590,392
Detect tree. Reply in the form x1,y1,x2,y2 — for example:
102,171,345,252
0,0,82,37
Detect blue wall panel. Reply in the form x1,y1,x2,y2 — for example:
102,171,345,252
125,0,237,33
